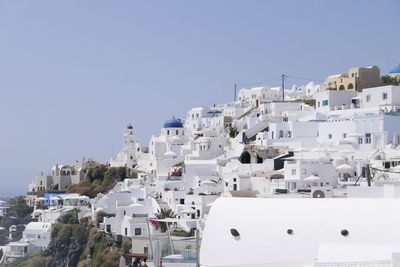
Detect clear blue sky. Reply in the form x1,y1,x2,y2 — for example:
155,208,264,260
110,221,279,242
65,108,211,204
0,0,399,196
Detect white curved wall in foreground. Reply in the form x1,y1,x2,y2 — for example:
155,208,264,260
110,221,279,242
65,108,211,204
200,197,400,267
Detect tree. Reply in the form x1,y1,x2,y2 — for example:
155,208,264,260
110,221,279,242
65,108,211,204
154,208,176,232
9,197,33,218
86,165,108,182
0,230,7,245
59,211,78,224
73,208,80,224
96,210,107,226
227,125,238,138
122,239,132,254
381,75,400,86
104,167,127,181
28,255,47,267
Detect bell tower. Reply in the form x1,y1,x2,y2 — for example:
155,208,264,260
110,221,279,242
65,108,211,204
124,124,137,167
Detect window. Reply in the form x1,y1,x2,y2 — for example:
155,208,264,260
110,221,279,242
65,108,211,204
343,133,347,138
279,130,283,138
358,137,363,144
322,100,328,106
176,130,179,135
123,210,126,215
365,133,371,144
167,130,170,135
291,169,296,176
328,134,332,139
383,92,388,100
366,95,371,102
125,227,128,236
135,228,141,236
233,178,237,182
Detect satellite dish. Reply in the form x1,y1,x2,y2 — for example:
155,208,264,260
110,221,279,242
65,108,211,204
312,190,325,198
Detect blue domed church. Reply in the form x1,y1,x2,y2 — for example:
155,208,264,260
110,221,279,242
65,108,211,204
162,116,185,137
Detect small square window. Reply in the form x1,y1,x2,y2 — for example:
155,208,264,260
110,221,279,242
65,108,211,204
328,134,332,139
365,133,372,144
343,133,347,138
135,228,141,236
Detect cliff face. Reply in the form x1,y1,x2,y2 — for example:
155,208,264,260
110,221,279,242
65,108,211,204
41,218,128,267
43,219,91,267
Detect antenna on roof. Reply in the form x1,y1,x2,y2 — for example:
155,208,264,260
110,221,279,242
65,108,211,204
281,74,286,102
234,83,237,102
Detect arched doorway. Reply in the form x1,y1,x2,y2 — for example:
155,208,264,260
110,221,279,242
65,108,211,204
348,83,354,89
338,85,345,90
239,151,251,164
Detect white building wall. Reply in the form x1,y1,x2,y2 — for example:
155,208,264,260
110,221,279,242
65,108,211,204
318,120,356,146
201,198,400,266
316,90,357,113
360,85,400,109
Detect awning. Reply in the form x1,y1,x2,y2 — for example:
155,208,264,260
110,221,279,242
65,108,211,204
336,164,353,171
126,253,147,258
304,175,320,181
200,180,218,186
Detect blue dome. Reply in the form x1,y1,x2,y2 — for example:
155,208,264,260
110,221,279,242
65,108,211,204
127,124,133,129
389,65,400,74
163,117,183,128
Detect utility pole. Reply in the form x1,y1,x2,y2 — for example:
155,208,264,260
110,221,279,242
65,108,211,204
281,74,286,102
234,83,237,102
366,164,372,187
196,229,200,267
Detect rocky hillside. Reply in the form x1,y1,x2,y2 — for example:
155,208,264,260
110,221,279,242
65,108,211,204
6,211,131,267
66,166,137,198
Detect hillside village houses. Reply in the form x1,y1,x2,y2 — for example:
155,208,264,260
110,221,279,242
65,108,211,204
13,64,400,264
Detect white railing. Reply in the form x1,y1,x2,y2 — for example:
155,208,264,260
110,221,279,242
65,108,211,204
314,260,391,267
4,250,26,258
